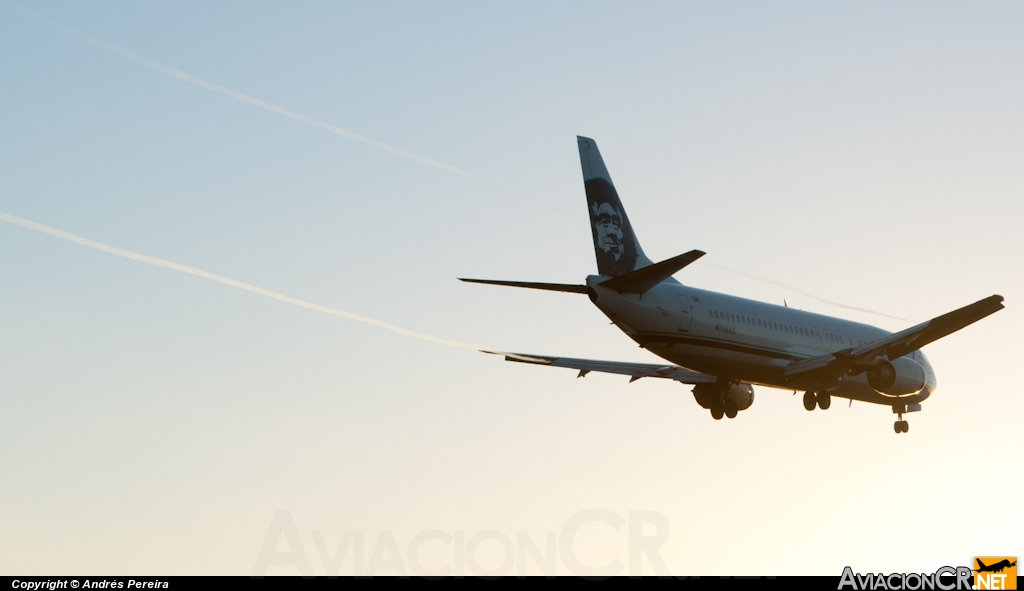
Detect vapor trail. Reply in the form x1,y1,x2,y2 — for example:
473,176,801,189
0,212,491,352
2,1,472,178
710,264,912,322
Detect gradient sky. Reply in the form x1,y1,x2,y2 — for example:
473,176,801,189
1,0,1021,575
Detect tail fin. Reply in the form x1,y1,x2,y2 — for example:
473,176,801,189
577,136,653,276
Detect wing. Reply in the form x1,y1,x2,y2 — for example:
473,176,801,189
488,351,717,384
785,295,1004,378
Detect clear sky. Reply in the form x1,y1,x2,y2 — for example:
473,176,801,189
1,0,1021,576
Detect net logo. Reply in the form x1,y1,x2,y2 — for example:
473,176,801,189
973,557,1017,591
838,566,973,590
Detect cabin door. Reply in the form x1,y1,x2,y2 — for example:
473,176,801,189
678,295,692,332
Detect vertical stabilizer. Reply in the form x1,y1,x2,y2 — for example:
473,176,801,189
577,136,652,276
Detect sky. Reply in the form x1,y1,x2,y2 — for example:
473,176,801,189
1,0,1022,576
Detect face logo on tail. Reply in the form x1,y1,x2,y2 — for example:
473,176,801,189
592,202,624,260
577,136,647,277
587,182,638,276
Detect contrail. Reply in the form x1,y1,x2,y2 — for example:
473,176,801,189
0,211,493,352
2,1,472,178
710,264,913,322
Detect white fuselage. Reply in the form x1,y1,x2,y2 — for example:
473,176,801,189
587,275,937,406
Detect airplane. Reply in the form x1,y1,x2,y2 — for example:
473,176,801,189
460,136,1004,434
975,559,1016,574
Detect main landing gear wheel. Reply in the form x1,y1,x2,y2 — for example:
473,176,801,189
724,399,738,419
711,403,725,420
816,390,831,410
802,391,816,411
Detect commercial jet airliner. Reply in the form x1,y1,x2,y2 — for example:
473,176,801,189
461,137,1004,434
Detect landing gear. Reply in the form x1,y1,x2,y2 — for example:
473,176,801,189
893,413,909,434
710,399,739,420
803,390,832,411
697,381,751,421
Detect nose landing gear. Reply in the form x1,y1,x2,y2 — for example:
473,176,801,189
891,404,921,434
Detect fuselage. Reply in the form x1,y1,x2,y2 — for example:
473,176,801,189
586,275,936,406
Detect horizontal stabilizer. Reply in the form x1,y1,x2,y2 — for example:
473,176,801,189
458,278,588,294
599,250,705,294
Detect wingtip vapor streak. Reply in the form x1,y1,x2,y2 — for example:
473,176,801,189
460,136,1004,433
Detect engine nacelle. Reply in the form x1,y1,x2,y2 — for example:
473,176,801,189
692,382,754,411
866,357,927,395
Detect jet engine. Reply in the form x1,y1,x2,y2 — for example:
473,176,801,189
866,357,927,395
692,382,754,411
